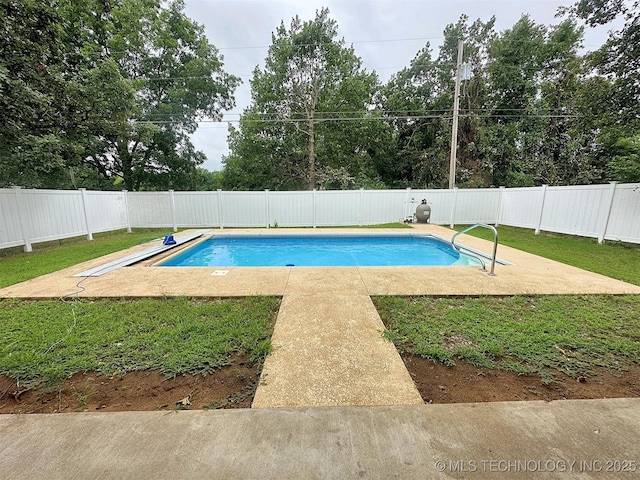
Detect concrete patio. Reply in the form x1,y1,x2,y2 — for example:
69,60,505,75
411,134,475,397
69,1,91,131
1,399,639,479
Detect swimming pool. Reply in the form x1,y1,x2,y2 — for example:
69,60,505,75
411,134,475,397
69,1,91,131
158,234,484,267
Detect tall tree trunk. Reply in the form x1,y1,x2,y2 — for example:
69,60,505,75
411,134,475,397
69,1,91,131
307,113,316,190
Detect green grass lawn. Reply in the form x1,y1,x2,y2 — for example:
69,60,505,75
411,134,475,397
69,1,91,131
0,297,280,389
0,229,173,288
375,295,640,384
456,224,640,286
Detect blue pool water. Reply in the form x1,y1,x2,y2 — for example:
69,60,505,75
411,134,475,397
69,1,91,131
158,235,483,267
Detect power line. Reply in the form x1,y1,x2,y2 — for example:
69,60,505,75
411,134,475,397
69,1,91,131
143,108,584,117
133,61,589,82
133,112,579,125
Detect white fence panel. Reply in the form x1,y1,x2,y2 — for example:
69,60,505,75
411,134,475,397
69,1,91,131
315,190,361,226
604,183,640,243
363,190,409,224
219,191,268,227
85,191,128,233
0,189,25,248
499,187,543,228
452,188,501,225
267,191,314,227
18,189,87,243
127,192,173,228
3,184,640,250
540,185,612,238
174,192,220,227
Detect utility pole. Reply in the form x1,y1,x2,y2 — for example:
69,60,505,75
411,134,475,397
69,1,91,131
448,39,464,190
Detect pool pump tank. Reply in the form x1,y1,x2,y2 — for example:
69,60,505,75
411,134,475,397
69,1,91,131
415,199,431,223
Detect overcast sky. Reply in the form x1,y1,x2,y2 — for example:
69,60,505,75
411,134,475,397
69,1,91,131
182,0,617,171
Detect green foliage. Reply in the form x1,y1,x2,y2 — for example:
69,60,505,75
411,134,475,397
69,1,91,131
0,297,279,386
376,295,640,381
567,0,640,177
0,0,69,187
378,6,640,189
379,14,592,188
488,17,589,186
223,8,388,191
607,136,640,182
380,16,498,188
0,0,238,191
2,1,638,190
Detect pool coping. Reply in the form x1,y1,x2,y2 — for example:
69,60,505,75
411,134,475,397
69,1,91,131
152,229,511,268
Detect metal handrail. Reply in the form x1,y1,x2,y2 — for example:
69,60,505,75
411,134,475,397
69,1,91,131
451,224,499,276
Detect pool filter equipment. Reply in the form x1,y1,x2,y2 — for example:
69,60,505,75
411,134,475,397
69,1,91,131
415,199,431,223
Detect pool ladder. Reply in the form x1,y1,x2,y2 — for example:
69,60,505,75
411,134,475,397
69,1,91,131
451,224,499,276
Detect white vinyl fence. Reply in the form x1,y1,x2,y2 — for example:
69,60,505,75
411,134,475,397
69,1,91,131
1,183,639,251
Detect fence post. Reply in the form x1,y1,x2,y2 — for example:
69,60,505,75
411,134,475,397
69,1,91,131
79,188,93,241
495,186,505,227
265,189,270,228
598,181,619,244
535,185,548,235
216,189,224,229
169,190,177,232
312,189,317,228
12,186,32,252
122,190,132,233
359,188,364,226
449,187,458,228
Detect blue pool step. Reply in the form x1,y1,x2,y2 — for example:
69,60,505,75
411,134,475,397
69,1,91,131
73,230,210,277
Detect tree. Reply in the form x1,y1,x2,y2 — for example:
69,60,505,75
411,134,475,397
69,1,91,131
223,8,386,190
485,16,589,186
380,16,496,188
0,0,69,187
561,0,640,181
101,0,240,191
0,0,239,191
379,44,440,187
607,135,640,182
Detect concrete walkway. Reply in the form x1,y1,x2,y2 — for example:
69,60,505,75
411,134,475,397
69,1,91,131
1,399,639,479
252,294,423,408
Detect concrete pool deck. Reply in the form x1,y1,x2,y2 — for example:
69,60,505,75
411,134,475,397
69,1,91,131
1,226,639,478
1,224,638,298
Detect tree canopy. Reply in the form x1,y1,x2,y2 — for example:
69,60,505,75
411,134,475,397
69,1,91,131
0,0,239,190
224,4,639,190
222,8,388,191
2,1,638,191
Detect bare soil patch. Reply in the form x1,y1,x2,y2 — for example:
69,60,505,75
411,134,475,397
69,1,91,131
401,353,640,403
2,353,639,413
0,354,258,414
